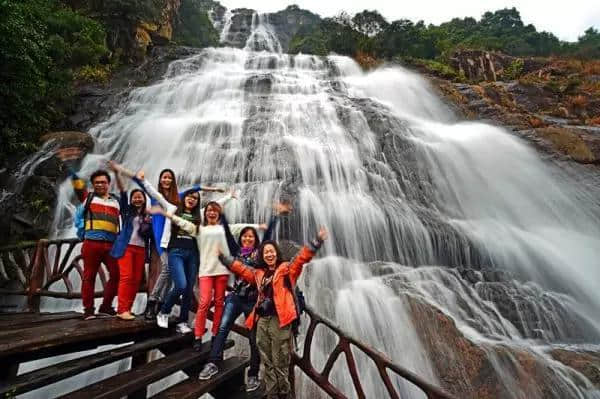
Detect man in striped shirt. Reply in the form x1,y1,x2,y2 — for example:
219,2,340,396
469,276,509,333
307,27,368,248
71,168,122,320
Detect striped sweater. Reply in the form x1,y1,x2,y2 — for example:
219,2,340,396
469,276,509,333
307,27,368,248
72,174,121,242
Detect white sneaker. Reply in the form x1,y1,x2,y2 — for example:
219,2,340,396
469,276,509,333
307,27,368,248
156,312,169,328
176,322,192,334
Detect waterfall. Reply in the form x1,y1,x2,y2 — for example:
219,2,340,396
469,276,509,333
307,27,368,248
42,19,600,399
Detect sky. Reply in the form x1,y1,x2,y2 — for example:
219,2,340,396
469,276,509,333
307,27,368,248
220,0,600,42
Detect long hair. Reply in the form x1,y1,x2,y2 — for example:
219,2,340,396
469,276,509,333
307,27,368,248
129,188,147,216
258,240,283,268
202,201,222,226
158,169,179,206
172,191,201,235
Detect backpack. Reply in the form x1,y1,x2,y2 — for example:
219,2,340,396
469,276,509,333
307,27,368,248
74,193,95,240
284,275,306,348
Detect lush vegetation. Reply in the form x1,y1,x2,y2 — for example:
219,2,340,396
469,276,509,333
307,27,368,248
0,0,108,163
289,8,600,62
173,0,219,48
0,0,218,166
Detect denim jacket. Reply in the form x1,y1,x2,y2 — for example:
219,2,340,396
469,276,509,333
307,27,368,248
109,192,152,259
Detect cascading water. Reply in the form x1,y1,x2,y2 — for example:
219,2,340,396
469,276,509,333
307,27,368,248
42,15,600,399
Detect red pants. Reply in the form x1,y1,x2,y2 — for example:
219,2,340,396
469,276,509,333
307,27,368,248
81,240,119,311
195,275,229,338
117,245,146,314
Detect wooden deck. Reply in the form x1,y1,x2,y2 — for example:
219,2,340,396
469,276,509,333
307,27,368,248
0,312,252,398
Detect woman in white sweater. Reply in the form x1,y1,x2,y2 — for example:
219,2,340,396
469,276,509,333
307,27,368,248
149,200,267,348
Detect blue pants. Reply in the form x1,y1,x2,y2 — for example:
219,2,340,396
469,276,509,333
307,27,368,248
161,248,199,323
209,293,260,377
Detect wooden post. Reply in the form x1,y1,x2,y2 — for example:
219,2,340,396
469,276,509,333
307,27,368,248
27,239,47,313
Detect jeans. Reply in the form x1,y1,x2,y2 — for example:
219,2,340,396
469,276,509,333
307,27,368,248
209,293,260,377
161,248,199,323
149,250,170,302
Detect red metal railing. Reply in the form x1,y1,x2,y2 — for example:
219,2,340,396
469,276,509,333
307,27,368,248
0,238,456,399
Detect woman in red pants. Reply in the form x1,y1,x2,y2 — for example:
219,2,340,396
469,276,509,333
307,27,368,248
109,164,153,320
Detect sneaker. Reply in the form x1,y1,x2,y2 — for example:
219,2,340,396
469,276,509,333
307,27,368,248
246,375,260,392
193,338,203,352
156,312,169,328
117,311,135,321
198,362,218,380
97,305,117,316
144,300,157,320
83,308,96,320
176,322,192,334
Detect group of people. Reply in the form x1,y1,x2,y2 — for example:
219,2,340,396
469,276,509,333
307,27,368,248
57,148,328,399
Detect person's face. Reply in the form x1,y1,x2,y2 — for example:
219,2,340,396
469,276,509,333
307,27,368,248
205,204,221,225
92,175,110,196
241,230,257,249
184,193,199,211
131,191,145,209
262,244,278,268
160,172,174,191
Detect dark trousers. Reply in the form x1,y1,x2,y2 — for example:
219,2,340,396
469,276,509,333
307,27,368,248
161,247,199,323
209,293,260,377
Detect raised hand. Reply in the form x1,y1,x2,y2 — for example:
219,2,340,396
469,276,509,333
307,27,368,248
274,201,293,215
258,223,268,231
147,205,166,216
136,170,145,180
55,147,83,162
317,227,328,241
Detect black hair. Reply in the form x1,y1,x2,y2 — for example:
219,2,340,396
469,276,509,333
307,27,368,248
90,169,111,183
158,168,179,205
175,190,201,223
202,201,222,226
258,240,283,268
238,226,260,249
129,188,147,215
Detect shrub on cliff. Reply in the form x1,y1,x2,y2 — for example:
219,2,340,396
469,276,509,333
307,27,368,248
0,0,107,165
173,0,219,48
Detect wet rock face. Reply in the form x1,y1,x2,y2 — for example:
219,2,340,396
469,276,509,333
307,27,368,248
404,295,599,398
220,5,320,52
0,131,95,243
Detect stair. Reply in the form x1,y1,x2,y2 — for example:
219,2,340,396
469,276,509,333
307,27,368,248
0,331,194,396
153,356,250,399
58,340,235,399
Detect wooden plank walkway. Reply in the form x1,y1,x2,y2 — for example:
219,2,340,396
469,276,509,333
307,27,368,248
0,313,159,363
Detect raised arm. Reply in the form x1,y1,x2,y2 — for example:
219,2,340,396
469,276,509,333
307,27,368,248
56,148,88,203
147,206,197,235
287,227,328,284
221,213,241,256
218,254,256,284
107,161,126,194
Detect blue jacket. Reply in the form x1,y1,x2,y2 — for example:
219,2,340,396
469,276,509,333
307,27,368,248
109,191,152,259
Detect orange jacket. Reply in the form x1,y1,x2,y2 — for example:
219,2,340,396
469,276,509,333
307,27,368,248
227,245,316,329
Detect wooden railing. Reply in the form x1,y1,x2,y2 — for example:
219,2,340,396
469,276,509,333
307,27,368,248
0,238,456,399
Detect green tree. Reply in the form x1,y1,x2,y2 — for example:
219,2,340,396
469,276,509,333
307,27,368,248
173,0,219,47
352,10,388,37
0,0,107,164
